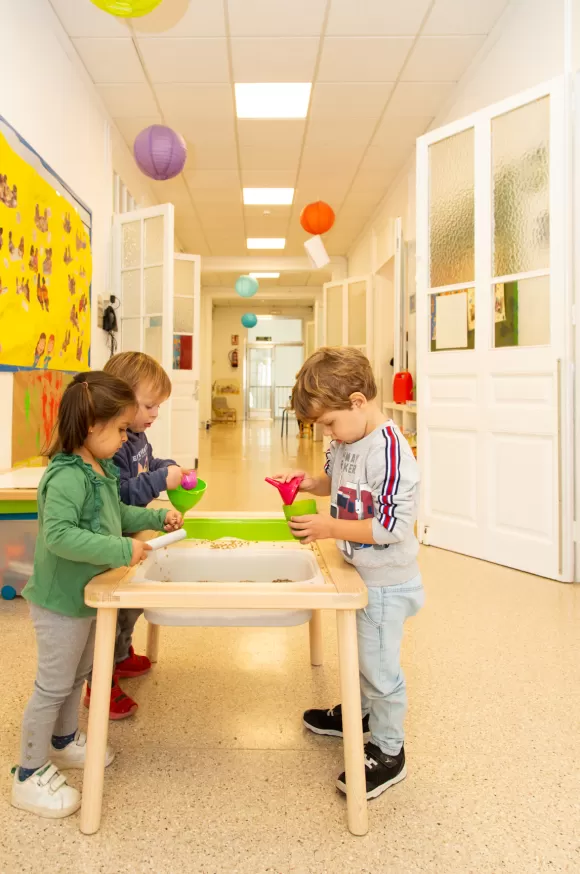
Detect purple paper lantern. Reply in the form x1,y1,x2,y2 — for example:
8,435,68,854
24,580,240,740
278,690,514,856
134,125,187,181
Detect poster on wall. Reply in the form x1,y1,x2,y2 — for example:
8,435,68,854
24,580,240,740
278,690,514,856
0,116,92,372
11,370,73,466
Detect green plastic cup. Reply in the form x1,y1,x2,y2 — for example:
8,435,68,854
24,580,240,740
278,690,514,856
283,498,317,540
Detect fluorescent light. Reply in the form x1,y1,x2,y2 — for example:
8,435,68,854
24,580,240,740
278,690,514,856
250,272,280,279
243,188,294,205
235,83,311,119
247,238,286,250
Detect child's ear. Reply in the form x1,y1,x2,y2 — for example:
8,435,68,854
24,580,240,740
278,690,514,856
349,392,366,410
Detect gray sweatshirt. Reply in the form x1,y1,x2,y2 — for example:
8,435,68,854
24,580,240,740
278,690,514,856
325,421,420,586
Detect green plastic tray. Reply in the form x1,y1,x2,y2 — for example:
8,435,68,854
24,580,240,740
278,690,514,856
183,518,294,542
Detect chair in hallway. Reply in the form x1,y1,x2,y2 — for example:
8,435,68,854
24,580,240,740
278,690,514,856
212,395,237,423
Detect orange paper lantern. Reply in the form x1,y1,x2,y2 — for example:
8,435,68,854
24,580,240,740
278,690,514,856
300,201,335,236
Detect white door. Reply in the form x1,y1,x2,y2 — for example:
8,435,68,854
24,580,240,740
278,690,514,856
115,204,174,460
322,275,373,361
171,254,201,468
416,79,573,581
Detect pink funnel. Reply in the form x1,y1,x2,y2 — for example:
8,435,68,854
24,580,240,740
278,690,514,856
265,476,303,506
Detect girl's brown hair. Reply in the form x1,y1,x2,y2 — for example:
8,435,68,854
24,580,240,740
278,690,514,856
47,371,136,457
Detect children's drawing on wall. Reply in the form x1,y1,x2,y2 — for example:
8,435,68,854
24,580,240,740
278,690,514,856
11,369,72,466
0,123,92,372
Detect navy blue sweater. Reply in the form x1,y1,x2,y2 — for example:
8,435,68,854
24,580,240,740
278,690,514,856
114,430,176,508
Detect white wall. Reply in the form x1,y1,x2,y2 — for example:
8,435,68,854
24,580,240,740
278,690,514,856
348,0,566,396
0,0,160,468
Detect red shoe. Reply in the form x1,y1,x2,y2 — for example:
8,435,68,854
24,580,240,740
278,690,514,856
114,646,152,679
83,677,138,721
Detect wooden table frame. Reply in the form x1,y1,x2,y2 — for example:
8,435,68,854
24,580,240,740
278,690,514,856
80,536,369,837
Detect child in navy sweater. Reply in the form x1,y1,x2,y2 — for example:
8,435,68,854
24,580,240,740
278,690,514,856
84,352,188,719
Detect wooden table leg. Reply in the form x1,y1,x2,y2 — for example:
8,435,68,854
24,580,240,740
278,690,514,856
336,610,368,836
146,621,160,663
80,608,118,835
308,610,324,666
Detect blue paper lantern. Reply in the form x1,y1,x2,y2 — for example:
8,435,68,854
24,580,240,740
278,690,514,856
235,275,259,298
241,313,258,329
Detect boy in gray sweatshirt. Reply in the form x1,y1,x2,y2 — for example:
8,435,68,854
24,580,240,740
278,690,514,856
274,347,424,800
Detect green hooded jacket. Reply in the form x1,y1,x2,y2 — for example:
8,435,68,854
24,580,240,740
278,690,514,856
22,453,167,618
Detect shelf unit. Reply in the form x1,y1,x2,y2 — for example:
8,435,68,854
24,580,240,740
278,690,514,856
383,402,417,455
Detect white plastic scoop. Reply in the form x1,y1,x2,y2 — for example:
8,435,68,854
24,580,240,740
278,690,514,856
145,529,187,551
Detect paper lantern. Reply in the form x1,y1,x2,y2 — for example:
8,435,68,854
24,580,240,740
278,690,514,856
300,201,335,236
241,313,258,329
235,275,259,298
134,125,187,181
90,0,163,17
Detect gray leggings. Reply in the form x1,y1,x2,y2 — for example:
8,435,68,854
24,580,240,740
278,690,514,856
20,603,96,770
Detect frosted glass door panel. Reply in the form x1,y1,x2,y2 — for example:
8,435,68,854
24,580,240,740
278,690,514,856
122,270,140,317
144,215,164,266
122,221,140,269
492,97,550,277
429,128,475,288
145,266,163,315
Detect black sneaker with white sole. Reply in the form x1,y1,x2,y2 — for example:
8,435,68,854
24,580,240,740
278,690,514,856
303,704,370,739
336,742,407,800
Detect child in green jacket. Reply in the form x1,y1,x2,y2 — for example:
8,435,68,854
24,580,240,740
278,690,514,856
11,371,182,820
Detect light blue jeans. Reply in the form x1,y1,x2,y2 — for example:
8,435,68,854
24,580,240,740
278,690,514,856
357,574,425,756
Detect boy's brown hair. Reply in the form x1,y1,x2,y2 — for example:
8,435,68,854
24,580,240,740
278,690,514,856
104,352,171,400
292,346,377,422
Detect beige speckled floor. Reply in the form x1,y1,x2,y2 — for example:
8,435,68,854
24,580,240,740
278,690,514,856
1,423,579,873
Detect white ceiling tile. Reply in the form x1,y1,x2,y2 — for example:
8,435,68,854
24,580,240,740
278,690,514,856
192,188,242,205
243,205,292,219
188,142,239,170
387,82,455,116
402,36,486,82
178,119,237,146
372,114,434,146
50,0,127,37
138,38,229,83
360,144,410,172
97,85,159,118
294,177,350,206
327,0,431,36
349,168,391,193
245,216,289,237
318,38,413,82
237,120,305,149
300,144,366,175
241,169,297,187
282,272,310,285
239,146,301,172
131,0,226,37
231,38,318,82
309,83,394,120
424,0,510,36
306,115,378,147
73,38,146,84
227,0,327,37
155,84,234,119
114,116,163,149
201,272,223,286
183,169,241,190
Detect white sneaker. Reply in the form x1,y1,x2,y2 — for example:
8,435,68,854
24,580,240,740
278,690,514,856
11,763,81,819
50,730,115,770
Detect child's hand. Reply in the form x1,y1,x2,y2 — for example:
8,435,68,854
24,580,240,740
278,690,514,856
272,469,315,491
130,540,151,566
288,514,335,544
165,465,183,490
164,510,183,531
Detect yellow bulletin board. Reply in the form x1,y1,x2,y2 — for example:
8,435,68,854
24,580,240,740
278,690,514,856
0,116,92,373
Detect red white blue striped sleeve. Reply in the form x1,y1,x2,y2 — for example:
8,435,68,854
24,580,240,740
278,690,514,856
324,441,337,477
377,426,402,532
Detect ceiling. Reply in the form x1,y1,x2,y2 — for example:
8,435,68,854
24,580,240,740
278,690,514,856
50,0,509,272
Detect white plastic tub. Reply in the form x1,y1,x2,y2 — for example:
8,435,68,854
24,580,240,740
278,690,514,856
140,547,323,628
